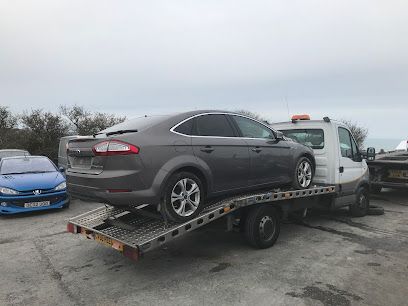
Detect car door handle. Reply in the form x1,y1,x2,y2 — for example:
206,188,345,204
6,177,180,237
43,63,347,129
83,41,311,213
200,146,214,153
251,147,262,153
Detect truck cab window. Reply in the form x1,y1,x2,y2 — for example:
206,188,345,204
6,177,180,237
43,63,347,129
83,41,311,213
338,127,360,160
281,129,324,149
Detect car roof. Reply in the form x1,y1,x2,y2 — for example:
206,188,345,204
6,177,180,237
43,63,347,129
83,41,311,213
0,155,49,161
0,149,29,152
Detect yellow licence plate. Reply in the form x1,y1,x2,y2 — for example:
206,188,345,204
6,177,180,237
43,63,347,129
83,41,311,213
94,233,124,251
389,170,408,179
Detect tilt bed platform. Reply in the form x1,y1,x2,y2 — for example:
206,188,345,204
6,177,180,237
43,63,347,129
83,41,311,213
67,185,336,261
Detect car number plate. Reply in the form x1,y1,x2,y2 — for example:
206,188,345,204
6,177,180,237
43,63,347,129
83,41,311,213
388,170,408,179
24,201,51,208
94,233,124,251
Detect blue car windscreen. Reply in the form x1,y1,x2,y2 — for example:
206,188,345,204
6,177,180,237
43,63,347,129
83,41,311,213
0,157,56,175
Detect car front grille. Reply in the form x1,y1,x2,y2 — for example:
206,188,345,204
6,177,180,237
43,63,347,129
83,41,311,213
9,194,67,207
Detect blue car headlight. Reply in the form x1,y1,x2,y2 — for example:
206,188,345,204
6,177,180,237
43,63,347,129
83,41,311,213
0,187,20,195
54,182,67,191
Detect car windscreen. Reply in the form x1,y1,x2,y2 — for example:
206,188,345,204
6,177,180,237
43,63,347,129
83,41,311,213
99,115,170,135
0,157,57,175
280,129,325,149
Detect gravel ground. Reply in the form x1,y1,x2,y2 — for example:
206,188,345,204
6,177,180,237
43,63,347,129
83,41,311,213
1,189,407,306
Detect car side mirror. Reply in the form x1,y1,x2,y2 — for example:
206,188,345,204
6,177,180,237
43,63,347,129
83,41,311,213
366,147,375,161
59,167,65,173
276,131,284,141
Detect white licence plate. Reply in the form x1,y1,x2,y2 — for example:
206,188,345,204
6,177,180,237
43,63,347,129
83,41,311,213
389,170,408,179
24,201,51,208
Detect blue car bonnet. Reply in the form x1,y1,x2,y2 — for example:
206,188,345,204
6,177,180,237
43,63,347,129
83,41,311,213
0,171,65,192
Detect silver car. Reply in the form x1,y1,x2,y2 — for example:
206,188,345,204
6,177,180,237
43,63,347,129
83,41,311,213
0,149,30,161
66,111,315,222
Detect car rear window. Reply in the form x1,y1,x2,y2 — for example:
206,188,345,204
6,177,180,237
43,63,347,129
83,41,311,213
100,115,170,134
0,157,56,175
174,119,193,135
281,129,325,149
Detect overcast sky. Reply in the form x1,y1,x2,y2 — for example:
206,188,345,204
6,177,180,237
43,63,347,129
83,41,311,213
1,1,407,138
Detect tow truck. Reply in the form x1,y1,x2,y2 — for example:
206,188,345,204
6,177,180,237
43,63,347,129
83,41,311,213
67,185,335,261
68,114,380,261
367,146,408,193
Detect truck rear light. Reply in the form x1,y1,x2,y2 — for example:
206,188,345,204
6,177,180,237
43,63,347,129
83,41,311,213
93,140,139,156
123,245,140,261
67,223,79,233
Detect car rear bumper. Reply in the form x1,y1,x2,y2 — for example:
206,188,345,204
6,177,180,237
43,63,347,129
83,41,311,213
66,168,162,207
67,182,160,206
0,191,69,215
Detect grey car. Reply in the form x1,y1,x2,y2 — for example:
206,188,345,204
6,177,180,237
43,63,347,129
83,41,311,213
66,111,315,222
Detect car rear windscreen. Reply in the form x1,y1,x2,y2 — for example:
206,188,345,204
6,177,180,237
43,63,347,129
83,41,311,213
100,115,170,135
281,129,325,149
0,157,56,175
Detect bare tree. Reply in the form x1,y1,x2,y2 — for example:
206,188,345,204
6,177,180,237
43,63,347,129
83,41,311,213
341,119,368,149
234,109,271,124
60,105,126,135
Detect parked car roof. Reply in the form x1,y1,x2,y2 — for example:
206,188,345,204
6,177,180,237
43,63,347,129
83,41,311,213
0,149,30,160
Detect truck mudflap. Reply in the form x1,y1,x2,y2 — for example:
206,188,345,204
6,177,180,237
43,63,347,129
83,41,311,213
67,186,335,261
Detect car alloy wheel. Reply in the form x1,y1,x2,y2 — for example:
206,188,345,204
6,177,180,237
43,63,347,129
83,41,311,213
171,178,201,217
297,160,312,188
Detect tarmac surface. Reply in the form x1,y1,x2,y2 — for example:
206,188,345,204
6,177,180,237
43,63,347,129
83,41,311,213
1,189,407,305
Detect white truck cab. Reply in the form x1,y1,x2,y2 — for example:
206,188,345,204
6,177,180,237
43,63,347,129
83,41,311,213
271,115,372,216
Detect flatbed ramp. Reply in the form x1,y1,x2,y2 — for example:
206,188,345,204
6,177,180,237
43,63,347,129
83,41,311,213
67,186,335,261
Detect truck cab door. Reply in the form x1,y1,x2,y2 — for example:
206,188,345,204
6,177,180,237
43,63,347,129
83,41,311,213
337,127,364,196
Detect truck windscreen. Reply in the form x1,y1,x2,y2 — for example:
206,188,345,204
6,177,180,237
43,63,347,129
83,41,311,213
281,129,325,149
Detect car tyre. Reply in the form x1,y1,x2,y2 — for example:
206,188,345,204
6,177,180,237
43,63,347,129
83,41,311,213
349,187,369,217
162,172,205,222
292,156,314,190
245,206,280,249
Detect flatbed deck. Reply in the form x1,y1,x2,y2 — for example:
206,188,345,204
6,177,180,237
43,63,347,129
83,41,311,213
67,185,335,261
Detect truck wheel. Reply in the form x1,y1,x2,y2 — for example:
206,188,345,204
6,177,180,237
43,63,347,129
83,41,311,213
349,187,369,217
370,185,382,194
245,206,280,249
162,172,205,222
292,156,314,189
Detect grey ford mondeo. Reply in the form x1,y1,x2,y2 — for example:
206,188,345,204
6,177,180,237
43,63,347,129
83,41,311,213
66,110,315,222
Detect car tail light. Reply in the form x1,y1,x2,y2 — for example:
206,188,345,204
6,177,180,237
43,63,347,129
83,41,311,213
93,140,139,156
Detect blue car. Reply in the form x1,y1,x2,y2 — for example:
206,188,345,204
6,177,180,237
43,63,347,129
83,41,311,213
0,156,70,215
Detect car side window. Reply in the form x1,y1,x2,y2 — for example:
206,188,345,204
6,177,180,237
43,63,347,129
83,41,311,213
174,119,193,135
231,115,275,139
193,114,235,137
339,127,358,160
